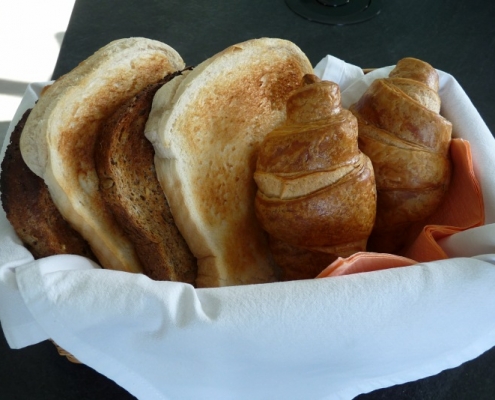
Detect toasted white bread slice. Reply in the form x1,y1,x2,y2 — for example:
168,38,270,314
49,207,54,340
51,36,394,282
145,38,314,287
94,73,197,283
20,37,185,273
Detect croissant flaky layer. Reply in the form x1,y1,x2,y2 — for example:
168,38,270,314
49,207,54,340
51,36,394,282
255,115,362,199
255,154,376,248
350,57,452,253
352,79,451,154
254,75,376,280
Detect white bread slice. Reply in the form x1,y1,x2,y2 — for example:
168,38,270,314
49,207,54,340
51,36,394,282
20,37,185,273
145,38,314,287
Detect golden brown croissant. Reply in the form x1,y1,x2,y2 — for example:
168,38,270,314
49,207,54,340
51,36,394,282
350,57,452,253
254,75,377,281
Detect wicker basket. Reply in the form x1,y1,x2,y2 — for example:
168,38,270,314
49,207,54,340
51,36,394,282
52,340,80,364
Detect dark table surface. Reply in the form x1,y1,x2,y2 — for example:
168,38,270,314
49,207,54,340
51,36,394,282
2,0,495,398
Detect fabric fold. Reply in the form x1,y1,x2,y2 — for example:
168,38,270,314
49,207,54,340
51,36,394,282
14,257,495,400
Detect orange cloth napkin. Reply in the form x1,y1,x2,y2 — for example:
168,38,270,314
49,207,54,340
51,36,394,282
318,138,484,278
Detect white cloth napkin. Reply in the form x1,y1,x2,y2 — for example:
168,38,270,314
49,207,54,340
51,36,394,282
2,57,495,400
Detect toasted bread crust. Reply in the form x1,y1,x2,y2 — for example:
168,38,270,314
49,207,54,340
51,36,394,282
95,73,197,283
1,109,96,260
146,38,314,287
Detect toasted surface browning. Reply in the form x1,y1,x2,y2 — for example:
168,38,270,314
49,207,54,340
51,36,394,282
1,110,96,261
19,37,185,273
146,38,314,287
95,75,197,283
350,57,452,253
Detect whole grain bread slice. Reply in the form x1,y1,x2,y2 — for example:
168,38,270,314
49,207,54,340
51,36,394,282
1,109,96,261
19,37,185,273
95,72,197,283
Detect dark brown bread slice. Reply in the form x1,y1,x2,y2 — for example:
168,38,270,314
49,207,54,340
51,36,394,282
1,109,97,261
95,75,197,284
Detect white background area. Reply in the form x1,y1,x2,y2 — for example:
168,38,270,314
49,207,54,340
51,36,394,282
0,0,75,141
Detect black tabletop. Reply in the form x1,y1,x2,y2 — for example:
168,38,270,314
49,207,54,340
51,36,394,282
2,0,495,399
52,0,495,137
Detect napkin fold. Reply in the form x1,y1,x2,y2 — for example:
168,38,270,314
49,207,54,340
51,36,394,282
2,56,495,400
13,255,495,400
402,138,484,262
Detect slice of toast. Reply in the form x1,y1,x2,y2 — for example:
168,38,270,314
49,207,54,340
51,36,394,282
145,38,314,287
19,38,185,273
95,72,197,283
1,109,96,261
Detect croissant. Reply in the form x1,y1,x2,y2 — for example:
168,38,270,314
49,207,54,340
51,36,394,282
254,75,377,281
350,57,452,253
